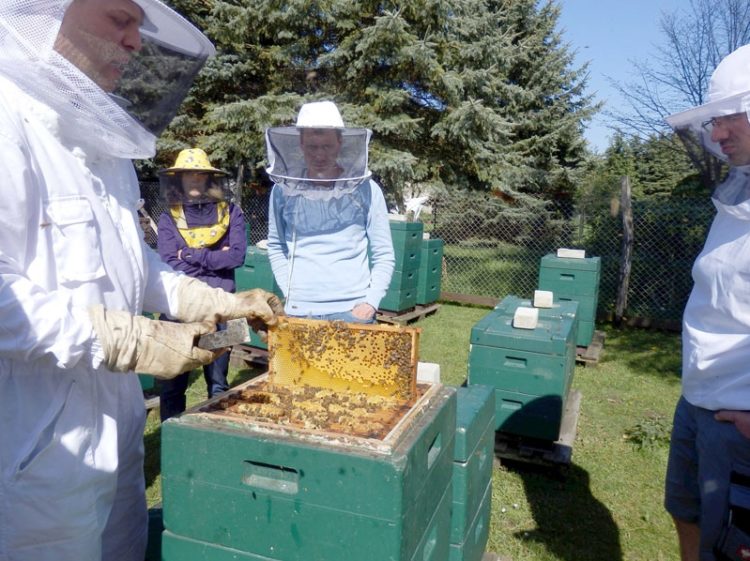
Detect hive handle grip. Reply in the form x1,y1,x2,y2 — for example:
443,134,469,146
426,431,442,470
242,460,300,495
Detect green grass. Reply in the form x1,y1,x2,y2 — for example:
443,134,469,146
442,244,541,299
144,304,683,561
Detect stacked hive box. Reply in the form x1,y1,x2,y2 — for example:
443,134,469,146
537,254,600,347
138,374,154,392
417,237,444,306
235,245,284,350
160,385,457,561
380,220,423,313
450,385,495,561
468,295,577,441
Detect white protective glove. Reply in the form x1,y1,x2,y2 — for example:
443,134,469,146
89,305,218,379
175,277,284,336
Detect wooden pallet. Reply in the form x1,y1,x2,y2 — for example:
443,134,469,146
482,554,512,561
493,389,582,468
576,330,605,367
376,303,441,325
144,393,160,411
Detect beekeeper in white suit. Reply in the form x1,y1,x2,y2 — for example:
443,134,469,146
0,1,282,560
665,44,750,561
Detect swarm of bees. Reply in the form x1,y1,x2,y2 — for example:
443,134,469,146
208,383,419,440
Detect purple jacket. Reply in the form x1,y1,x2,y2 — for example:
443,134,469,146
157,202,247,293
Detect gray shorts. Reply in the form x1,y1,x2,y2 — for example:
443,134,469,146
665,396,750,560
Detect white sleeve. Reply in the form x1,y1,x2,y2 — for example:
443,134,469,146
0,133,95,369
141,244,185,319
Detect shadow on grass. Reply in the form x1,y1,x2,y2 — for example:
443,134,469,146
599,324,681,381
506,461,623,561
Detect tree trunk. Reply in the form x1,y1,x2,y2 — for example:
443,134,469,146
234,164,245,206
614,176,633,327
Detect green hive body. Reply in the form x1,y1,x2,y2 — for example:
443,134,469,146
378,221,423,312
160,386,457,561
468,296,577,441
537,254,601,347
449,385,495,561
417,238,443,306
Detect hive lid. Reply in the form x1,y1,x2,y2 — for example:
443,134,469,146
540,253,601,272
267,317,420,404
495,295,578,320
470,310,574,354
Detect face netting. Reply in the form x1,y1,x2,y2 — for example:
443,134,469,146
0,0,214,159
265,126,373,201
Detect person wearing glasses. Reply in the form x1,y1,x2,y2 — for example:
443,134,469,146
665,44,750,561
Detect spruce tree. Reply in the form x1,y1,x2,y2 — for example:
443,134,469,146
153,0,596,209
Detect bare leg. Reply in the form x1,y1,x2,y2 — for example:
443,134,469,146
674,517,700,561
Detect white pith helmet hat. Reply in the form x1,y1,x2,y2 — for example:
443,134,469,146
666,44,750,160
134,0,216,57
265,100,372,191
295,101,345,128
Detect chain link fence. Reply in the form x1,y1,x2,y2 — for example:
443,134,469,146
428,190,714,325
139,181,715,326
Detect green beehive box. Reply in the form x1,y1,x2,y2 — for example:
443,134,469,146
493,295,579,374
236,246,284,299
392,246,422,273
538,254,600,297
144,506,163,561
389,268,419,292
138,373,154,391
448,482,492,561
467,307,576,441
450,385,494,545
417,282,440,307
492,388,564,441
538,254,600,347
494,294,577,318
380,287,417,312
161,384,456,561
390,220,423,272
162,482,453,561
553,294,595,320
417,239,443,305
390,219,424,237
577,320,595,348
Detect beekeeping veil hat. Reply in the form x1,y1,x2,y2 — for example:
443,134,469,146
0,0,215,159
265,101,373,200
666,44,750,162
157,148,232,205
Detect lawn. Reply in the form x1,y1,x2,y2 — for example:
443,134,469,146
144,303,683,561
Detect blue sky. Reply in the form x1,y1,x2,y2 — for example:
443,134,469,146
557,0,686,153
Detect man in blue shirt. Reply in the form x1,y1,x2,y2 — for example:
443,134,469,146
265,101,395,322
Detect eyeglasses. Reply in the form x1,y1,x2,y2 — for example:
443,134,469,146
701,113,747,131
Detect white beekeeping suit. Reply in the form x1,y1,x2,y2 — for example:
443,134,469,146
666,44,750,409
663,44,750,561
0,2,281,560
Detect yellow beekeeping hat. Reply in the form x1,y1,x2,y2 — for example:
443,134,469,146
160,148,228,175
